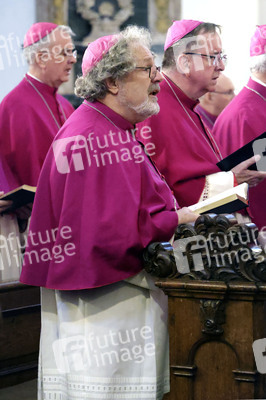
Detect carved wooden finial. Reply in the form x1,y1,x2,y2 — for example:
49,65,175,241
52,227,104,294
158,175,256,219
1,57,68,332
143,214,266,283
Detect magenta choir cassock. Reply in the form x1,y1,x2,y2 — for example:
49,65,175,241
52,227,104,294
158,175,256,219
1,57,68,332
213,77,266,231
195,103,218,132
0,73,74,188
20,100,179,399
20,100,178,289
138,75,223,208
0,158,19,193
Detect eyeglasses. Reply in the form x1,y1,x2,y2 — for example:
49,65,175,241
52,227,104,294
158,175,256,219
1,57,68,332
135,65,161,80
59,48,77,58
213,89,235,96
183,52,227,66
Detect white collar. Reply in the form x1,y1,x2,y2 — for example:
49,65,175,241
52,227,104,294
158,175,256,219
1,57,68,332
27,72,44,84
251,75,266,87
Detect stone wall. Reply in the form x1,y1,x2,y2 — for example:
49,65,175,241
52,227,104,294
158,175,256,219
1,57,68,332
35,0,181,104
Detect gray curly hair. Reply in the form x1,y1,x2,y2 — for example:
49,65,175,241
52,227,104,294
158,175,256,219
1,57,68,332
23,25,75,64
74,25,152,101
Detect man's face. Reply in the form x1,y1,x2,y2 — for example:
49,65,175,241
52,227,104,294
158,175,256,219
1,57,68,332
39,29,77,88
117,45,163,124
211,74,235,115
184,31,225,98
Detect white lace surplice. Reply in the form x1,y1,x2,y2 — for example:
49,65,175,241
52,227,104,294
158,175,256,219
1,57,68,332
38,271,169,400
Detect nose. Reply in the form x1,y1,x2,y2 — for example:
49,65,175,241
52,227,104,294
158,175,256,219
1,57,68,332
216,57,225,72
69,53,77,64
151,67,163,83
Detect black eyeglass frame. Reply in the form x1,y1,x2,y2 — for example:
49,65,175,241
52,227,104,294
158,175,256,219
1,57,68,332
135,65,161,79
183,52,227,66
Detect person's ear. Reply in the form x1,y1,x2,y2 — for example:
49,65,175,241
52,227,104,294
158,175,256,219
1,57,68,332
105,77,119,95
176,54,190,75
35,51,49,69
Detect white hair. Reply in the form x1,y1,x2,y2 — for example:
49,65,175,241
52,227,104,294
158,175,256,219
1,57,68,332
250,53,266,74
23,25,75,64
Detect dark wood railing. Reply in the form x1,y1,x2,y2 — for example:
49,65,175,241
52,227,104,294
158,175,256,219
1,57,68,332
144,214,266,400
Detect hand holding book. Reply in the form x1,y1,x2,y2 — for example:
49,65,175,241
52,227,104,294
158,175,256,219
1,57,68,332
217,131,266,188
232,154,266,188
177,207,199,224
188,183,248,215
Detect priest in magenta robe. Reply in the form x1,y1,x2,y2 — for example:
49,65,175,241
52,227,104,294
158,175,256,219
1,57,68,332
20,26,198,400
0,22,76,189
137,19,266,212
213,25,266,233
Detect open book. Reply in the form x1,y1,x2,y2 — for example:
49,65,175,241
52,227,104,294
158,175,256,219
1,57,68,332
188,183,248,215
217,131,266,171
0,185,36,212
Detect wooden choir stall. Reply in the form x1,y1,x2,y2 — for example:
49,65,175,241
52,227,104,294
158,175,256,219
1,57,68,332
1,213,266,399
144,214,266,400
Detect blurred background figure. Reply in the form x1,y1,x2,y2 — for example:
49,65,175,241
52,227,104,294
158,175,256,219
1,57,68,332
195,73,235,131
0,23,76,283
